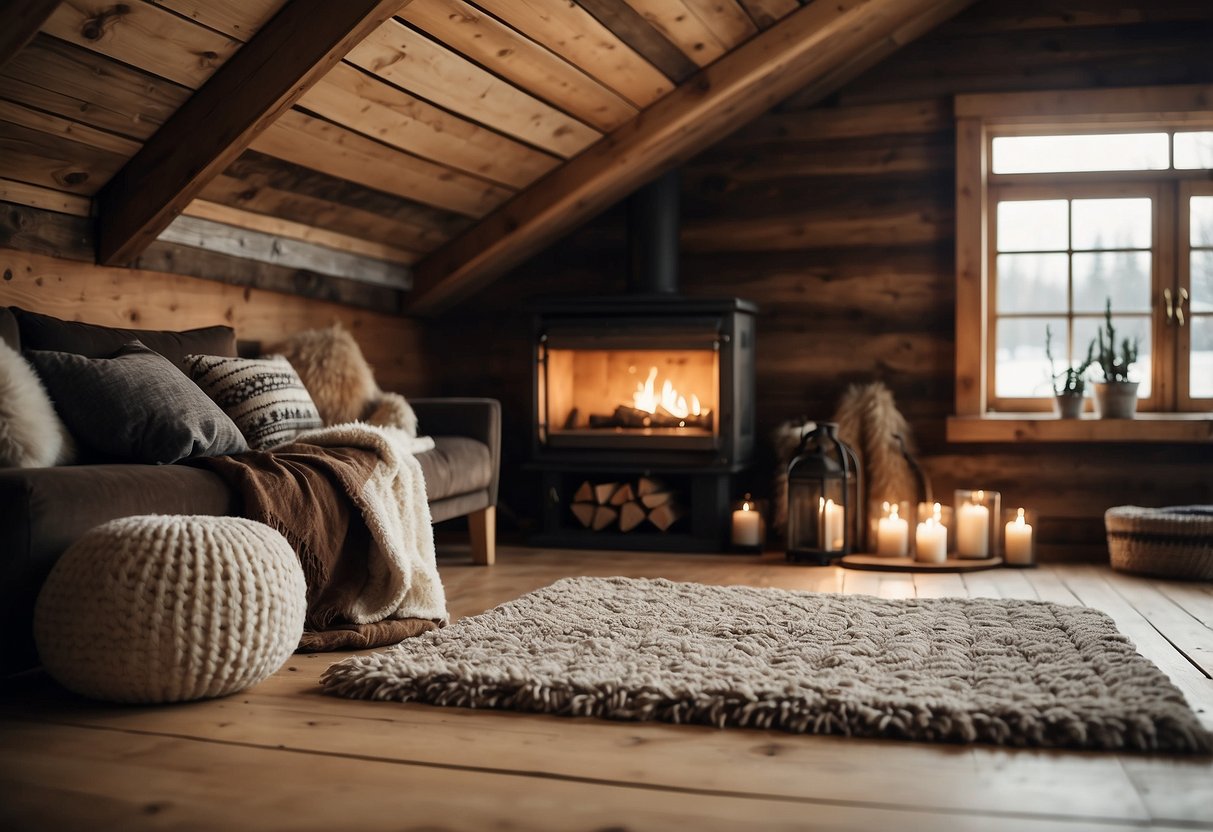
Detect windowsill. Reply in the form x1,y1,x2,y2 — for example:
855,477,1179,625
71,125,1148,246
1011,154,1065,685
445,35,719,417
947,412,1213,443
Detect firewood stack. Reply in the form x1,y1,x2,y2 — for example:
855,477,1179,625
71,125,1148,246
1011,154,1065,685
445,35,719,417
569,477,684,533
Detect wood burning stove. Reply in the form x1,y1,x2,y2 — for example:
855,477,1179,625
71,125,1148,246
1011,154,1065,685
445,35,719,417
529,172,756,551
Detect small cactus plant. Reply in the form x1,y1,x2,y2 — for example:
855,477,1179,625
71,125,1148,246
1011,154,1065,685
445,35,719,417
1046,324,1094,396
1091,298,1138,384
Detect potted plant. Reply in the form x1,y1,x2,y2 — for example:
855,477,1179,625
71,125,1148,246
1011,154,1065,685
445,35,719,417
1045,325,1093,418
1090,299,1140,419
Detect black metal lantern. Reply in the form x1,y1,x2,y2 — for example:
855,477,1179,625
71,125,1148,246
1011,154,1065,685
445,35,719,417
786,422,863,564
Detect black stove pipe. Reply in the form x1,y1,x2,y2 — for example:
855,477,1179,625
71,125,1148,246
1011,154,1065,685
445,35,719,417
627,169,680,295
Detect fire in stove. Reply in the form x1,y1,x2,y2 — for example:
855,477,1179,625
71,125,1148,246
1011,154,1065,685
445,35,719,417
587,366,713,430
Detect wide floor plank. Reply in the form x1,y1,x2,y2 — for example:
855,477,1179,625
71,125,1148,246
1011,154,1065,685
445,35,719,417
1,549,1210,830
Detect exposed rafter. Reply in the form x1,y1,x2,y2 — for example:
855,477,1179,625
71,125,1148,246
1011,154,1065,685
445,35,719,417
95,0,411,267
0,0,60,72
406,0,978,316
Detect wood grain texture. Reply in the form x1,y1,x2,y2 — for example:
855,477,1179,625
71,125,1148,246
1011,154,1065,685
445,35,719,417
250,109,513,218
0,0,60,71
0,178,91,217
620,0,730,67
95,0,412,266
738,0,801,30
0,202,92,261
181,200,418,265
574,0,700,83
408,0,969,314
40,0,241,89
472,0,674,107
0,98,142,156
0,34,190,140
298,63,560,189
0,555,1209,830
0,119,127,195
150,0,287,41
346,19,601,158
156,215,413,288
401,0,640,132
0,247,427,391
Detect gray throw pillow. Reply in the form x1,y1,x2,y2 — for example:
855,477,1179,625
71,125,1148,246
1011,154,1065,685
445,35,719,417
26,342,248,465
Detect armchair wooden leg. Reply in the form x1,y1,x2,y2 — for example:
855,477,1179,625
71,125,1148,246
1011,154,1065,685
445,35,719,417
468,505,496,566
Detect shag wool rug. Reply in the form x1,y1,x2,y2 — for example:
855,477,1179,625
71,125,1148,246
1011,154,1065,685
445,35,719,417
321,577,1213,753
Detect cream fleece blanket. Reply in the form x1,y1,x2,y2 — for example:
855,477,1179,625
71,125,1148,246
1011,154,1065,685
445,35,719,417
293,422,447,625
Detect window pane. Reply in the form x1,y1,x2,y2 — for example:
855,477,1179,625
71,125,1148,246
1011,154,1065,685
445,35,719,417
1191,317,1213,398
1073,251,1151,313
996,254,1067,313
1072,198,1151,249
991,133,1169,174
997,200,1068,252
1192,196,1213,247
995,317,1064,398
1073,315,1151,398
1193,250,1213,313
1174,132,1213,169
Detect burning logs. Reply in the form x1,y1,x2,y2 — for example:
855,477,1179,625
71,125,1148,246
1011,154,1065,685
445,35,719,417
569,477,683,533
587,406,713,430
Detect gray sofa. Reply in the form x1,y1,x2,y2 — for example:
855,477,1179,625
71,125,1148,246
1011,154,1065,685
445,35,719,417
0,307,499,672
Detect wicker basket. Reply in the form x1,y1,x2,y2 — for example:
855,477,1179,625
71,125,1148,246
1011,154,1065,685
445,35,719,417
1104,505,1213,580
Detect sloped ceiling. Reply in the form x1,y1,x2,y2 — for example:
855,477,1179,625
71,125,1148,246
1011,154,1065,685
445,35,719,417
0,0,973,313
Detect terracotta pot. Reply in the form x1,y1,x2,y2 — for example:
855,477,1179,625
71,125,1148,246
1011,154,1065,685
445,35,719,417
1094,382,1139,419
1053,392,1085,419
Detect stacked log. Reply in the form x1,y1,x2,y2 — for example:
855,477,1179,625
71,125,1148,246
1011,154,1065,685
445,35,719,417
569,476,684,533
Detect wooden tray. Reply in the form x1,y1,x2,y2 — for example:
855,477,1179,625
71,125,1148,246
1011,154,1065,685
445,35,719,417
839,554,1004,572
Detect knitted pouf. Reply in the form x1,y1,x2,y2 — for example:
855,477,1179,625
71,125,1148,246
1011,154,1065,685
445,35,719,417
1105,505,1213,580
34,515,307,703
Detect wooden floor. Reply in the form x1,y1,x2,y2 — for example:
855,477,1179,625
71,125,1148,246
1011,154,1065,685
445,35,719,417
2,546,1211,831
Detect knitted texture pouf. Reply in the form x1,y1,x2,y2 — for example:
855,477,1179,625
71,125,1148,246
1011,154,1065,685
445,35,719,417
1105,505,1213,580
34,515,307,703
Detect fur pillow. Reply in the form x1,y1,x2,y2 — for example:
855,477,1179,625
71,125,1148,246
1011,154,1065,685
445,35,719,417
0,341,74,467
268,324,377,426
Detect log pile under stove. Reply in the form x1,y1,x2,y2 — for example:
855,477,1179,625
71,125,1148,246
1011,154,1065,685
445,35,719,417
569,477,684,533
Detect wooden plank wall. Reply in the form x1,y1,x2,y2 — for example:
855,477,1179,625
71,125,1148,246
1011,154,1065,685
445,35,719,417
427,0,1213,556
0,248,429,395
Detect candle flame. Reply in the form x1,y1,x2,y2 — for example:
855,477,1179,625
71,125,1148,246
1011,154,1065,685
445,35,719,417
932,502,942,524
1015,507,1026,526
889,503,900,520
742,501,751,512
974,490,985,503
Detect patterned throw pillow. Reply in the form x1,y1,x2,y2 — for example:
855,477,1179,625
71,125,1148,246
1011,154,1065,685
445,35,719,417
185,354,322,450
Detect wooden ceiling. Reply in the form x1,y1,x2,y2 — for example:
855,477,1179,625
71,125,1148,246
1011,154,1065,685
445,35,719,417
0,0,971,313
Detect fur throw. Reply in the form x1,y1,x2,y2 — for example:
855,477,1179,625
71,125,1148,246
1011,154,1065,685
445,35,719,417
832,382,917,509
269,324,417,437
364,391,418,437
269,324,378,426
0,341,74,468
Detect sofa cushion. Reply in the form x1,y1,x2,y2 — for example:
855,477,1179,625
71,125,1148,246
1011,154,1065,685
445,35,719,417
27,342,248,464
418,436,492,503
185,353,323,450
10,307,236,371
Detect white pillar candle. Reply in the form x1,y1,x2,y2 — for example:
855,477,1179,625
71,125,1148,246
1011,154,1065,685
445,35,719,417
821,498,845,551
956,494,990,558
1005,507,1034,565
876,502,909,557
915,503,947,563
731,499,761,547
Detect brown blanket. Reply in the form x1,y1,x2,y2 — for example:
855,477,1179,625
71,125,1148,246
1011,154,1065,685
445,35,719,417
195,443,439,651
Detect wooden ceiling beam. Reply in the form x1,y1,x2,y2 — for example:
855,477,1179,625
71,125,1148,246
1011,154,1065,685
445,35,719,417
95,0,411,267
0,0,60,71
406,0,978,316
